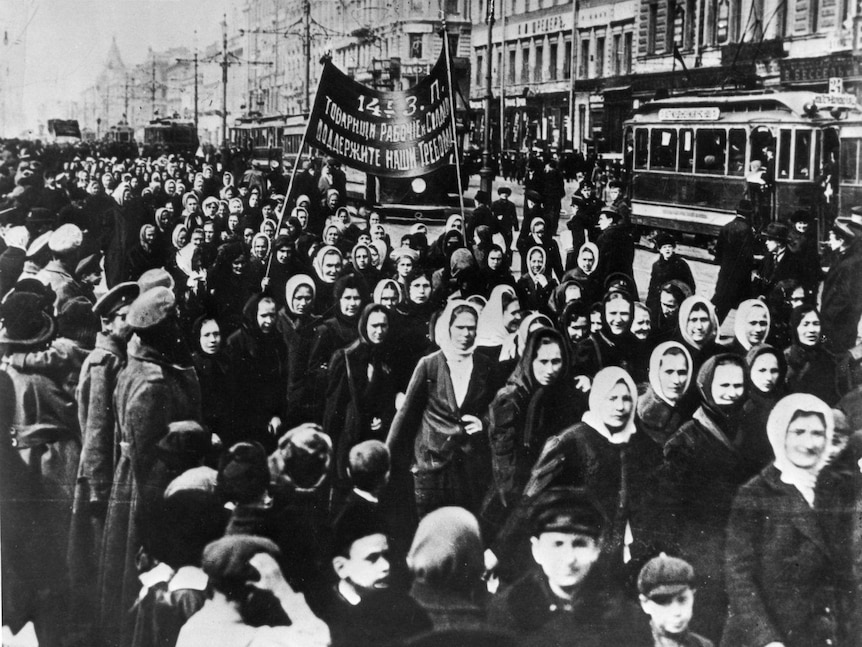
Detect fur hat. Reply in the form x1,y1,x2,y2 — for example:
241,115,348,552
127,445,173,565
0,290,55,346
127,286,176,330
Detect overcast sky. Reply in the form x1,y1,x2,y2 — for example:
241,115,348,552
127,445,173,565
9,0,230,121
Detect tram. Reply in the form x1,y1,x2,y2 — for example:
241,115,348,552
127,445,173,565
142,118,199,157
623,90,862,241
103,123,138,158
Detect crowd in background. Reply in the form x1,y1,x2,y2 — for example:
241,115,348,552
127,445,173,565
2,136,862,647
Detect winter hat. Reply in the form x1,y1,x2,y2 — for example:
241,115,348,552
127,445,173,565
0,290,55,346
57,296,99,348
48,223,83,254
270,424,332,492
201,535,281,594
127,286,176,330
217,441,271,505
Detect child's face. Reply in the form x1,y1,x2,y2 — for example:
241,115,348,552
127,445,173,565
659,244,675,260
334,533,391,595
640,588,695,636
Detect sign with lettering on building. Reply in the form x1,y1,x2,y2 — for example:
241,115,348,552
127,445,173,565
307,51,454,178
658,107,720,121
813,93,858,109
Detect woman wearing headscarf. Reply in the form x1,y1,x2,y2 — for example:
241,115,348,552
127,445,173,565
516,217,563,281
389,269,437,392
483,327,580,537
571,291,638,380
516,246,557,316
325,303,397,486
224,293,287,452
562,241,601,306
387,300,496,519
266,236,307,309
247,232,270,286
207,242,256,338
348,242,381,287
427,214,464,270
520,366,639,577
372,278,403,310
127,224,163,282
784,304,849,406
391,245,420,293
675,295,724,377
311,245,345,316
219,171,235,200
545,278,584,318
659,353,752,641
723,394,838,647
277,275,322,428
737,344,787,478
191,315,231,444
729,298,771,356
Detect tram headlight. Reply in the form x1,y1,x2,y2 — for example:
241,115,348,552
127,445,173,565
411,178,427,194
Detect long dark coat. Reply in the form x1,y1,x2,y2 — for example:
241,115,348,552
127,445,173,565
646,254,695,316
97,340,201,647
278,308,321,427
723,465,838,647
821,241,862,353
712,216,755,320
595,224,635,291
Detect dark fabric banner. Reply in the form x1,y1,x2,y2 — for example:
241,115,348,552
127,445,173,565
307,50,454,179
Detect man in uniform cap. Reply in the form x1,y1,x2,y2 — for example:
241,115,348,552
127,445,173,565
488,487,648,646
37,223,86,308
175,535,330,647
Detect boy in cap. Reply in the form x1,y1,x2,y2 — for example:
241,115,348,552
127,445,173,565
637,553,713,647
488,487,648,646
318,506,431,647
647,233,695,319
175,535,329,647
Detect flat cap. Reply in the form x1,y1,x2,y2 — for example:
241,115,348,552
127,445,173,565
529,487,605,538
637,552,695,599
201,534,281,588
127,286,175,330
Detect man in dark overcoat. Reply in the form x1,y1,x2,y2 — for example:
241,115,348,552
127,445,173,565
712,199,755,322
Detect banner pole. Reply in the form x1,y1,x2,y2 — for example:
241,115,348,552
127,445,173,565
264,68,327,282
441,20,467,240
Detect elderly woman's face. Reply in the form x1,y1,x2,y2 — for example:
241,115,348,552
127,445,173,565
600,380,633,432
750,353,780,393
785,413,827,470
743,306,769,346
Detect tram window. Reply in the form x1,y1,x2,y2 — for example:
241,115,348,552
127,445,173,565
649,128,677,170
778,130,792,178
695,129,726,174
728,129,746,176
678,128,694,171
634,128,648,169
840,138,860,183
794,130,812,179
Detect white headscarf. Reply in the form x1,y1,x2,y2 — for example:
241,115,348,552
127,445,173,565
311,245,343,283
733,298,771,351
581,366,638,444
476,284,518,348
648,341,693,407
435,299,480,362
4,226,29,250
577,242,599,275
767,393,834,506
285,274,316,315
678,295,719,350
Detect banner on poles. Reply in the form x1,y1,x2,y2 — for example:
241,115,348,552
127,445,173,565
307,50,455,179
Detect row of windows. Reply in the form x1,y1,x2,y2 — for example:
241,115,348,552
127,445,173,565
632,126,818,181
474,32,632,87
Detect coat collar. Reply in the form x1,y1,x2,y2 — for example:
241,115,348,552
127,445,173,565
760,465,830,554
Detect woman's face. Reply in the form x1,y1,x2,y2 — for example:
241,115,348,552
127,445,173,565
564,285,582,303
243,228,254,246
296,210,308,228
357,233,372,246
248,192,259,207
750,352,780,393
590,311,602,334
262,221,275,239
409,276,431,304
191,230,204,248
789,287,806,309
797,310,821,346
369,212,381,225
567,316,590,344
605,298,632,336
372,225,385,240
325,228,339,245
231,256,246,276
488,249,504,270
657,352,689,403
354,247,370,270
686,306,712,343
785,413,827,470
743,306,769,346
529,251,544,275
601,380,634,432
532,341,564,386
142,227,156,245
369,247,380,266
291,285,313,314
176,230,188,248
449,311,478,351
631,308,651,341
227,214,239,231
502,299,523,334
321,252,342,282
340,287,362,317
578,250,595,273
199,320,221,355
397,256,414,278
379,286,399,309
366,311,389,345
711,363,745,406
253,238,268,258
158,210,171,229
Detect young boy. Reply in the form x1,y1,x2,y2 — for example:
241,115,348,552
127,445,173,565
318,507,430,647
637,553,713,647
646,233,695,320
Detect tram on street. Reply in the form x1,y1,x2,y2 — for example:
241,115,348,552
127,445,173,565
624,89,862,242
103,122,138,158
142,117,199,157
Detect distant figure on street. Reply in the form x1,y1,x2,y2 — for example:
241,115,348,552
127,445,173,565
712,200,755,323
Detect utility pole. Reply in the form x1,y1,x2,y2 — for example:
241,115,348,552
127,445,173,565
479,0,495,195
175,51,200,133
304,0,311,113
124,74,130,124
499,0,506,154
151,57,157,117
568,0,579,151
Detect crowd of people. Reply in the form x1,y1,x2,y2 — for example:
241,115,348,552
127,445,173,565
2,137,862,647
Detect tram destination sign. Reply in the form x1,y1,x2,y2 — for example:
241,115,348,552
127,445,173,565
307,51,454,178
813,93,858,109
658,107,721,121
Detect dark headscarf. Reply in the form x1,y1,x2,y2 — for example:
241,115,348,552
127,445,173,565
745,343,787,398
694,353,748,433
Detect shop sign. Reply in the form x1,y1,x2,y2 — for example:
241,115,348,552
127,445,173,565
514,13,573,38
